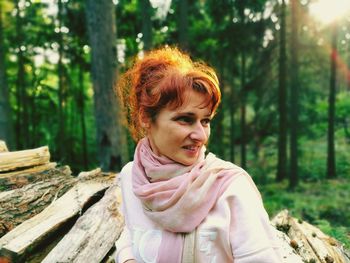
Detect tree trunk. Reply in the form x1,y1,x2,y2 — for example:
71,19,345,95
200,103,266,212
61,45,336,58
178,0,188,51
79,65,88,169
230,81,235,163
327,22,337,179
240,51,247,169
57,0,66,159
277,0,288,182
0,2,14,149
15,0,27,149
289,0,299,189
140,0,152,50
86,0,128,171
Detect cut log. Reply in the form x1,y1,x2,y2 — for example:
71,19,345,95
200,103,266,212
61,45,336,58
0,174,115,262
0,162,58,191
78,167,102,180
0,166,74,237
272,210,350,263
0,146,50,172
42,184,124,263
0,141,8,152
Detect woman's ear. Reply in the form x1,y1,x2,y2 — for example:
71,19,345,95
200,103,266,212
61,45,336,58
139,112,151,129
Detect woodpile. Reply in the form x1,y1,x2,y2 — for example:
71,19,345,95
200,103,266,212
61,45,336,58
0,140,349,263
272,210,350,263
0,141,123,263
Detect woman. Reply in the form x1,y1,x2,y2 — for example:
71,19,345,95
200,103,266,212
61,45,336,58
115,47,287,263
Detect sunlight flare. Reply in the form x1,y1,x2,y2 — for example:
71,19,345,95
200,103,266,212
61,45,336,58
309,0,350,24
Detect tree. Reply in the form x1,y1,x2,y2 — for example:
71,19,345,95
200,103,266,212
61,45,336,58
140,0,152,50
327,22,337,179
178,0,189,50
86,0,127,171
57,0,66,158
14,0,31,149
277,0,288,181
289,0,300,188
0,1,14,147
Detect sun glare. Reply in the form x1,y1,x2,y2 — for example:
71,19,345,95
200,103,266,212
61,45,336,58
309,0,350,25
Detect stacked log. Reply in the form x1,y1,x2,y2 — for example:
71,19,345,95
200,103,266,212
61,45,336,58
0,142,76,237
272,210,350,263
0,141,123,263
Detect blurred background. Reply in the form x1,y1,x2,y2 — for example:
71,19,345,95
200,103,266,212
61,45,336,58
0,0,349,246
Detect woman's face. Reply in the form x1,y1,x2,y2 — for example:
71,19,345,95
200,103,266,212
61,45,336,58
145,90,212,166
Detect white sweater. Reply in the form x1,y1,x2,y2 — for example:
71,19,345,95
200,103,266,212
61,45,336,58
115,161,303,263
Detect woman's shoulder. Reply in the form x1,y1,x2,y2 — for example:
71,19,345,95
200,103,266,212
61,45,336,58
205,153,261,201
120,161,134,175
205,152,247,176
115,161,134,186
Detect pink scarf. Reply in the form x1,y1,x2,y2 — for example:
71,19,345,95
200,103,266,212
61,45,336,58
132,138,248,263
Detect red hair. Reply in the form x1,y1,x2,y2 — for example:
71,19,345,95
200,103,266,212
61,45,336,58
116,46,221,142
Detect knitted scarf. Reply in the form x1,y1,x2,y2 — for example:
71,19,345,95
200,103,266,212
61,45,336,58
132,138,246,263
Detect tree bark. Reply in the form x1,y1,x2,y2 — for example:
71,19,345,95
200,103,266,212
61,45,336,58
0,162,58,191
0,166,74,237
277,0,288,182
327,22,337,179
86,0,128,171
42,185,124,263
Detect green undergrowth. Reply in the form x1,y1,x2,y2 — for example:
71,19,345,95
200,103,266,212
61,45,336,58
259,179,350,249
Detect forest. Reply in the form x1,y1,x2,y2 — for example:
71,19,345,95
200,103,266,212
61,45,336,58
0,0,349,248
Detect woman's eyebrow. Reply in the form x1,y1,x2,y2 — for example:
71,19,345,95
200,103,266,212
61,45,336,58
175,111,211,118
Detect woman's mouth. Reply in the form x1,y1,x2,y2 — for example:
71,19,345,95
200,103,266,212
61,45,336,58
182,145,200,155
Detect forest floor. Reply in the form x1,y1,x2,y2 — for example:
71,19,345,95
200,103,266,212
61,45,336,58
259,178,350,249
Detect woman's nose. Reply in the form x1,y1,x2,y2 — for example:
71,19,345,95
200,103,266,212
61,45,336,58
189,122,208,142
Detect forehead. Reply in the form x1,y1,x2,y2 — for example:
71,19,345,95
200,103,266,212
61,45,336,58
171,90,212,115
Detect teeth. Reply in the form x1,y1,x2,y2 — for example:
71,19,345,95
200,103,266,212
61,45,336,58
184,146,197,150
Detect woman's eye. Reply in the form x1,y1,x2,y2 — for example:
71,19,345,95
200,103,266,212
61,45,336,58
177,116,193,123
201,118,211,126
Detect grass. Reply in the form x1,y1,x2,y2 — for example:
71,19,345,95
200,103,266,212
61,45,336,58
259,179,350,249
